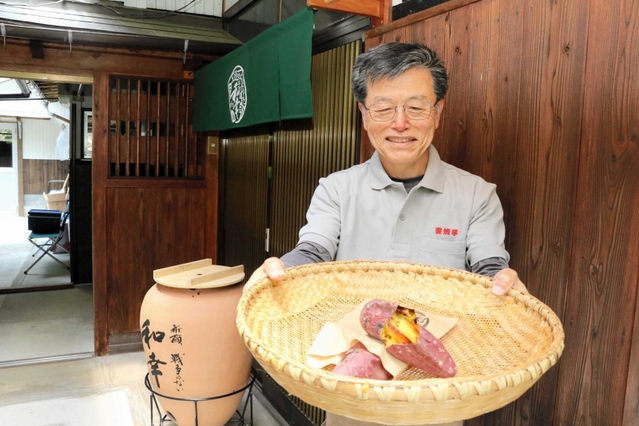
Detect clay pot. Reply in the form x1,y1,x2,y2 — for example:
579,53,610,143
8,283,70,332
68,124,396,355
140,259,252,426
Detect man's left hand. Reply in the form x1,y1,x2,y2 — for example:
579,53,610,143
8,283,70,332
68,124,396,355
492,268,528,295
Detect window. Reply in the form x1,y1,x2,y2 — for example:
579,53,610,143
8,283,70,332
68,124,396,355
0,129,13,168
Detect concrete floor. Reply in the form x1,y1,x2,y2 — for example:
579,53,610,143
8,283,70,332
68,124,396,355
0,200,288,426
1,351,287,426
0,285,94,364
0,195,71,291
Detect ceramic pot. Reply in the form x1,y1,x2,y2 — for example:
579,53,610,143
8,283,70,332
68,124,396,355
140,259,251,426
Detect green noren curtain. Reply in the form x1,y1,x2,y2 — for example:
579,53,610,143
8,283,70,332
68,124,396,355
193,8,315,131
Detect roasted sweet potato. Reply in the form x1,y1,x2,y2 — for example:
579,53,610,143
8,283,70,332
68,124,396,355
359,299,457,378
332,342,392,380
359,299,399,339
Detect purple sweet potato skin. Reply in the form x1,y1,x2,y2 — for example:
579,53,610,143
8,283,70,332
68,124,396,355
332,342,392,380
385,326,457,378
359,299,398,339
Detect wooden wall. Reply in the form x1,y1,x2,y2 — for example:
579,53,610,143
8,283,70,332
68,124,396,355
104,186,209,334
22,159,68,194
364,0,638,424
93,75,218,356
1,40,220,356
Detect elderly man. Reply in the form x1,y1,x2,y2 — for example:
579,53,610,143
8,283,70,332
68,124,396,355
246,42,527,426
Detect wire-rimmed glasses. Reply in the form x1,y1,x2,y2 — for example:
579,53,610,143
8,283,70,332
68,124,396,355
363,101,437,122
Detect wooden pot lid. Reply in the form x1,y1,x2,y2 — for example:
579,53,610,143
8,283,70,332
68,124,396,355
153,259,245,289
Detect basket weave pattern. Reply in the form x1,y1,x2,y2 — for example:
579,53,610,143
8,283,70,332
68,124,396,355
236,261,564,424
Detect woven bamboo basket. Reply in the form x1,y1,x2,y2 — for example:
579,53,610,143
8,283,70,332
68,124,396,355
236,261,564,425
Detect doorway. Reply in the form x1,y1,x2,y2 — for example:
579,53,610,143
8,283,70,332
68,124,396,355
0,72,95,367
0,122,18,215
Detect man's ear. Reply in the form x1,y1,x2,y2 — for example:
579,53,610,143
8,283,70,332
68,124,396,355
434,98,445,129
358,102,369,131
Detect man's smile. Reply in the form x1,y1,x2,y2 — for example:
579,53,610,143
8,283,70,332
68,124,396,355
386,137,416,143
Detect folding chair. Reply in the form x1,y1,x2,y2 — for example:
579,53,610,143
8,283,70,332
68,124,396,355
24,207,71,275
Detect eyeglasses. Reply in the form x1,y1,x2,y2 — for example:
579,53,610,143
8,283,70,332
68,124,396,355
363,101,437,122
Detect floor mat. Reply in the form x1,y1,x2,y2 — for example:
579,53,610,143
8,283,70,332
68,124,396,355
0,390,135,426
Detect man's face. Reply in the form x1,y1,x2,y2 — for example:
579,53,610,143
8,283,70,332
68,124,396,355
359,67,444,179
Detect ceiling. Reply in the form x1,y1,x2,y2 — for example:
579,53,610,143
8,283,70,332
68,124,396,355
32,80,60,102
0,0,365,103
0,78,51,117
0,0,242,57
0,0,448,57
0,1,241,103
0,0,375,55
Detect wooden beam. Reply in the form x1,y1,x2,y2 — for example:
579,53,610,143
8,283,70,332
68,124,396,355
51,113,70,124
0,38,217,82
307,0,392,28
0,69,93,84
370,0,392,28
366,0,481,37
29,40,44,60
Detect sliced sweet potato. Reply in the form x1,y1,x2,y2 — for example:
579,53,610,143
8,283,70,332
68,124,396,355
359,299,457,378
332,342,392,380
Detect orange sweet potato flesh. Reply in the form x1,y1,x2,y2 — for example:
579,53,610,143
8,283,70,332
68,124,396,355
359,299,457,378
332,342,392,380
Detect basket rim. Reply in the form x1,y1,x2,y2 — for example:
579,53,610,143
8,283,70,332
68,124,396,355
236,260,565,396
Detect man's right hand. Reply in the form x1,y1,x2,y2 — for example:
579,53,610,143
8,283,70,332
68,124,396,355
243,257,287,292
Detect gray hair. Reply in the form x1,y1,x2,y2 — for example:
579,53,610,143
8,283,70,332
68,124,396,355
351,42,449,103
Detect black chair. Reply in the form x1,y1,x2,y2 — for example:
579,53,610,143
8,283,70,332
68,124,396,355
25,207,70,275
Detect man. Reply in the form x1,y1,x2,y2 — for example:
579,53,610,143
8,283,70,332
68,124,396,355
245,42,527,426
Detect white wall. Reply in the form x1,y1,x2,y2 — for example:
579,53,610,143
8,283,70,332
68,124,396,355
121,0,223,16
224,0,240,13
22,100,71,160
22,117,67,160
48,100,71,121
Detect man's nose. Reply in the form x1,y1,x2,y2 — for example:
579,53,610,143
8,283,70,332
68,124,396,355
391,107,411,130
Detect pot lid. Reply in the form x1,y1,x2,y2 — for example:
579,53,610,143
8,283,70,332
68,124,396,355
153,259,245,289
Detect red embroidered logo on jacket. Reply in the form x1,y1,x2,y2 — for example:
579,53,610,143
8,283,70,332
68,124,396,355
435,227,458,236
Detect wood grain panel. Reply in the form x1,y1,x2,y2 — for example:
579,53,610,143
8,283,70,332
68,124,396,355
106,187,147,334
93,71,110,356
106,187,207,334
366,0,483,38
429,9,468,168
555,0,639,424
457,1,491,177
482,1,524,248
22,159,69,194
512,1,589,424
110,78,198,178
222,129,269,278
0,39,203,81
627,256,639,424
364,0,638,425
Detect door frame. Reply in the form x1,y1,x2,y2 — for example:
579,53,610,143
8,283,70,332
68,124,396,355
0,122,19,214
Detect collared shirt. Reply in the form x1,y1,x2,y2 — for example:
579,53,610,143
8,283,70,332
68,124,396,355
297,145,509,271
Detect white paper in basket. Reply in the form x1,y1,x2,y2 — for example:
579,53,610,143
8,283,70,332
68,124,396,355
306,300,458,377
